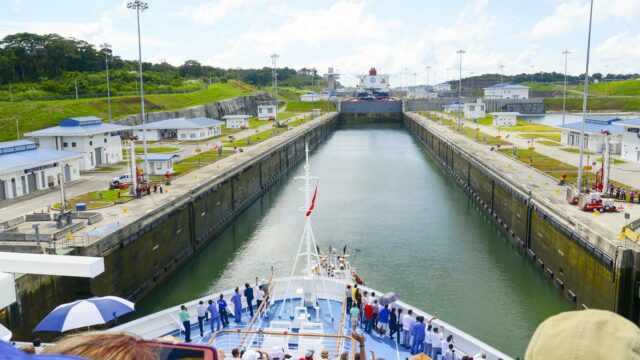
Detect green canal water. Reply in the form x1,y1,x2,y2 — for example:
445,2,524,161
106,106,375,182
136,122,570,357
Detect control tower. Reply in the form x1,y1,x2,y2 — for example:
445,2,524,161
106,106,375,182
324,67,340,91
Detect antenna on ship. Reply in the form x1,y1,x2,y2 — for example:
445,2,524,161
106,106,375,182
278,143,335,322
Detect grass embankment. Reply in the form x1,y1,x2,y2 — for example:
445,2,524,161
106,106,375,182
499,148,578,183
499,120,559,132
519,82,564,91
577,79,640,96
53,189,133,210
134,147,180,154
0,80,256,142
427,114,512,146
544,97,640,112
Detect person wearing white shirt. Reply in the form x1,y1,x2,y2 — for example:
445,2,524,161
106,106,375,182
430,327,443,359
255,283,265,308
401,309,415,348
442,344,458,360
196,301,207,337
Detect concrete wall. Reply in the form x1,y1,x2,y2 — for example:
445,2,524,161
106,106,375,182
340,100,403,114
115,93,274,127
403,112,639,324
1,113,339,341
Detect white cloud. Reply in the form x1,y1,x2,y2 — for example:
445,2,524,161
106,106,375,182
594,32,640,73
176,0,259,24
531,0,640,40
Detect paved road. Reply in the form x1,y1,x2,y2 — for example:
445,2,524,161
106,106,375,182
437,112,640,189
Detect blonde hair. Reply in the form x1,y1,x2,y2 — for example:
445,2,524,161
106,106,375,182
42,332,156,360
19,344,36,354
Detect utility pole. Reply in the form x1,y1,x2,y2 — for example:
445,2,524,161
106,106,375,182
530,65,534,83
236,67,241,97
499,64,505,99
8,81,12,103
577,0,594,192
562,50,571,125
127,0,150,179
271,54,279,122
604,64,609,96
457,49,466,131
100,43,112,122
74,80,79,100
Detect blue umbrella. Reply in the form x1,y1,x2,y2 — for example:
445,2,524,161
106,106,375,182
35,296,135,332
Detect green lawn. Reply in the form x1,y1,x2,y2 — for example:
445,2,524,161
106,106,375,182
180,150,233,164
135,146,180,154
538,140,562,146
285,101,335,112
436,117,512,146
577,79,640,96
499,148,578,183
474,116,492,125
0,80,256,142
596,157,626,164
519,82,563,91
53,189,133,210
91,166,122,172
544,97,640,112
559,147,597,155
518,133,562,142
499,120,559,132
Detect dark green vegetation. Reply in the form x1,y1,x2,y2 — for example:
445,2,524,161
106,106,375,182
0,32,327,100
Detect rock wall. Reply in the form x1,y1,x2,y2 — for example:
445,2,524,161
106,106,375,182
114,93,274,126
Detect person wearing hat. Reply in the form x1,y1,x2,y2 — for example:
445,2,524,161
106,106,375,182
320,349,330,360
299,349,315,360
270,346,285,360
525,309,640,359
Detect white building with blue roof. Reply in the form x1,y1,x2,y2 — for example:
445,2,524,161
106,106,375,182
559,116,623,154
443,101,463,113
618,118,640,162
131,117,223,142
24,116,128,171
483,83,529,99
147,153,179,175
0,140,83,200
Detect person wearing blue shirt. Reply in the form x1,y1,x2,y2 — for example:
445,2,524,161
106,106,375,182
218,294,229,327
377,304,391,337
208,299,221,333
244,283,255,317
231,287,243,323
410,316,426,355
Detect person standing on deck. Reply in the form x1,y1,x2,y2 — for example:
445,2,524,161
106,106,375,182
244,283,254,317
232,287,243,323
377,304,390,337
364,302,374,333
255,281,265,309
349,304,360,333
179,305,191,343
395,309,403,344
370,293,379,328
389,308,399,341
196,301,207,337
345,285,352,312
402,309,415,348
410,316,426,355
218,294,229,327
208,299,221,333
430,327,444,359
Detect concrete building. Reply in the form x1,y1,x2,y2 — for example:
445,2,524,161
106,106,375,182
0,140,83,200
464,100,486,119
434,83,452,92
300,92,330,102
618,118,640,162
132,117,223,142
559,116,623,154
491,112,520,126
484,83,530,99
147,153,179,175
443,101,463,113
257,104,277,120
24,116,128,171
223,115,251,129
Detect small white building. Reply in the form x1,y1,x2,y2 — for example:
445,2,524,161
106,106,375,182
434,83,451,92
24,116,128,171
147,153,179,176
491,112,520,127
0,140,83,200
257,104,277,120
464,100,486,119
223,115,251,129
443,102,463,113
560,116,623,154
618,118,640,162
132,117,223,142
484,83,530,99
300,92,330,102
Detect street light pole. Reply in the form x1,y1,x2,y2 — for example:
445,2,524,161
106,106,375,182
100,43,112,122
499,64,505,99
562,50,571,125
530,65,534,83
577,0,594,192
271,54,279,122
236,66,241,97
457,49,465,131
127,0,150,179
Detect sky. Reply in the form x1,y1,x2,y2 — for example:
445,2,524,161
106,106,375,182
1,0,639,86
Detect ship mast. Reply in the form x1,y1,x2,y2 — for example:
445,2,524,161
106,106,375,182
278,143,334,321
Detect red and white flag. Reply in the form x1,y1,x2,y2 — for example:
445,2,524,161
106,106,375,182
306,187,318,217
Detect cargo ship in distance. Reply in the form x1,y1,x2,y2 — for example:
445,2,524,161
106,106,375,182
356,68,390,100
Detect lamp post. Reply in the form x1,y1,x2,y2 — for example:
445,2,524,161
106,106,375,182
127,0,150,178
499,64,505,99
100,43,113,122
236,66,241,97
271,54,279,122
561,50,571,125
530,65,534,83
577,0,594,192
457,49,465,131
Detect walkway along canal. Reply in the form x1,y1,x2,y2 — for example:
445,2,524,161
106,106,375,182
135,122,570,357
